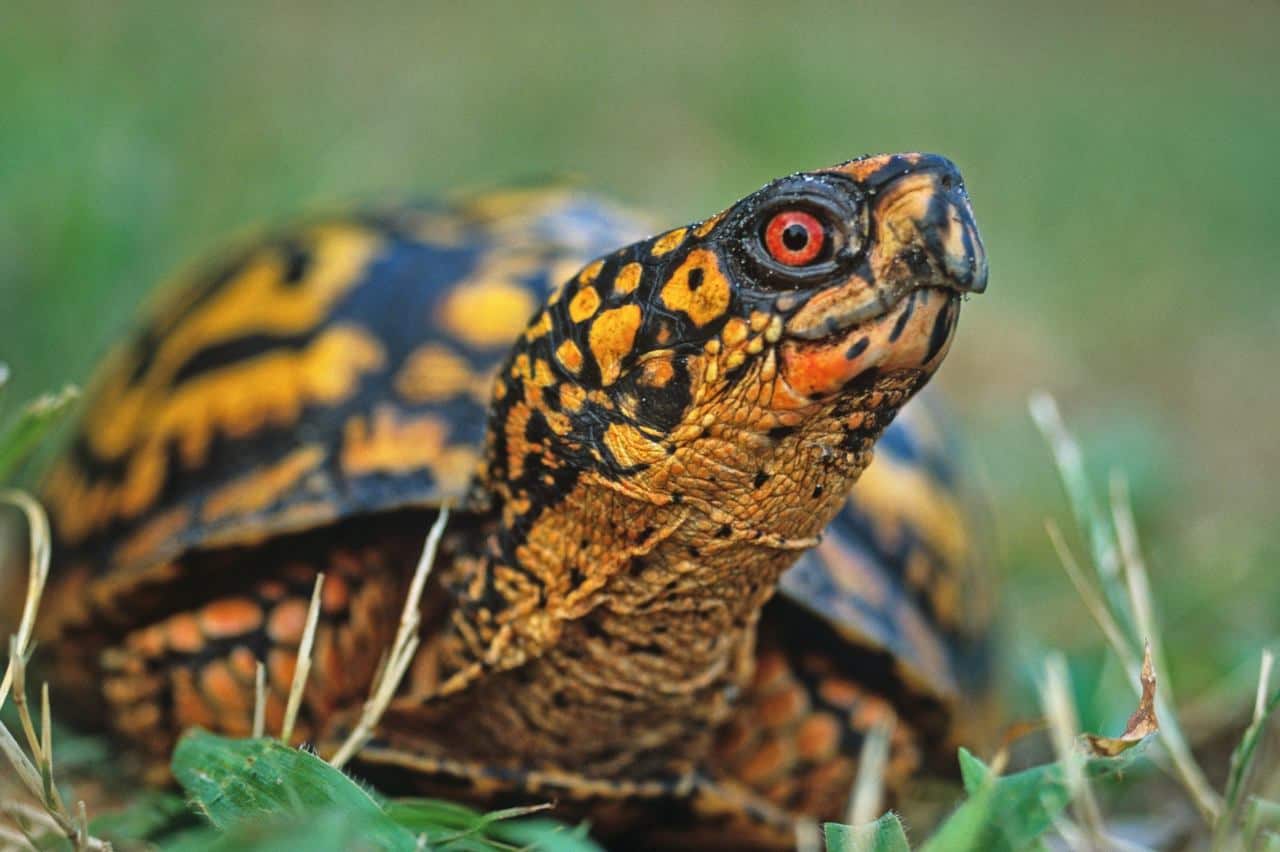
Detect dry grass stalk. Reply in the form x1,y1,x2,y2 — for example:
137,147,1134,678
0,491,109,850
1254,650,1274,726
1040,653,1107,849
1108,475,1221,822
252,661,266,739
280,572,326,745
845,719,893,828
329,507,450,769
1032,393,1222,824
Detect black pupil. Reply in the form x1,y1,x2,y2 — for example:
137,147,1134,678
781,222,810,251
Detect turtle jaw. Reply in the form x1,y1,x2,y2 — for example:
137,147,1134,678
776,157,985,402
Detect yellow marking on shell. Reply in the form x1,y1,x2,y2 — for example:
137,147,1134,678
203,445,326,523
614,261,643,295
568,285,601,323
395,343,479,403
85,225,382,461
441,277,537,348
693,211,726,238
602,423,668,468
112,506,192,570
555,339,585,374
659,248,732,328
340,405,477,492
587,304,642,386
651,227,687,256
852,452,968,568
47,325,384,544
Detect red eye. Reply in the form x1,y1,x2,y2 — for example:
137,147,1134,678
763,210,825,266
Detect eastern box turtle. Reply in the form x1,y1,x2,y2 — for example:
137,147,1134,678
37,153,991,847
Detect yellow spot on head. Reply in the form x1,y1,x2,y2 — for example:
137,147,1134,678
651,228,688,257
442,279,536,348
693,211,726,238
580,259,604,284
568,285,601,323
587,305,642,386
639,358,675,389
660,249,732,328
722,317,749,347
525,311,553,341
614,262,643,296
556,339,584,374
395,343,477,403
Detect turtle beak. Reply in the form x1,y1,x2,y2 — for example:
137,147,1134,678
867,154,988,296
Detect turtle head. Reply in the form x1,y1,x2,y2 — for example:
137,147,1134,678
488,153,985,512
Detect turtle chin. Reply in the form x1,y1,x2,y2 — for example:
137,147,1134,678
777,286,961,402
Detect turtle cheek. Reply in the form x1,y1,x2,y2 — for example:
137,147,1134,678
776,290,961,402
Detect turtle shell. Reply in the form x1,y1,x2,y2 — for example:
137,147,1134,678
42,187,988,712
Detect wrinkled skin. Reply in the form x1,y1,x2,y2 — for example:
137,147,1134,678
375,154,987,792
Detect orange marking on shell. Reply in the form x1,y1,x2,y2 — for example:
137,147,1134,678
659,249,731,328
818,676,862,710
203,446,325,524
114,702,161,735
229,646,258,681
267,599,308,644
613,261,643,295
103,672,162,705
650,227,688,256
852,696,897,732
555,339,584,374
164,613,204,654
172,667,218,729
587,304,642,386
127,624,169,658
395,343,479,403
321,574,349,614
197,597,264,640
268,648,299,694
759,683,810,729
795,713,843,762
201,660,251,714
568,285,601,323
738,738,792,786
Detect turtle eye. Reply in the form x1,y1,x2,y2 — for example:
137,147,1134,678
762,210,826,267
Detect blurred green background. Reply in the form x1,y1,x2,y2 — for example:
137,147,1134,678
2,1,1277,730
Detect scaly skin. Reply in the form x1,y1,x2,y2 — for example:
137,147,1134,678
374,154,987,788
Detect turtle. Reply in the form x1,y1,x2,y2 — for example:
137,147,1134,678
37,152,991,847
